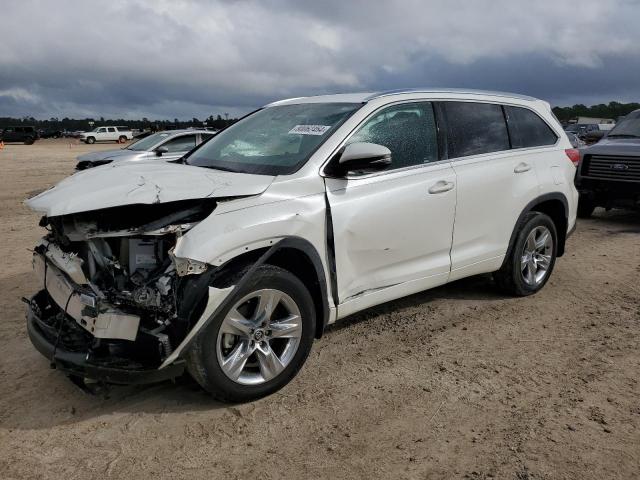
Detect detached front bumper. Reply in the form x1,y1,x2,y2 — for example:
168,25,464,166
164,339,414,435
26,291,185,385
27,243,186,386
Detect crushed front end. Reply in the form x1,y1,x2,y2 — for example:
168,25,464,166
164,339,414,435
26,199,216,385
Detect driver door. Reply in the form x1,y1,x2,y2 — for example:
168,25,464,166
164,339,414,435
324,101,457,317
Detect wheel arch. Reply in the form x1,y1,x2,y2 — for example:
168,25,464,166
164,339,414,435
215,237,330,339
501,193,569,269
178,237,330,346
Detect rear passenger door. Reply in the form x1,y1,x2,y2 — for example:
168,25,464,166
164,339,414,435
442,101,541,281
106,127,117,141
503,106,561,198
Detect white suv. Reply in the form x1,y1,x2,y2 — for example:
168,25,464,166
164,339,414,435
79,126,134,144
25,89,578,402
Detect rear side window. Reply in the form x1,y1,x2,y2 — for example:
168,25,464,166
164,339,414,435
107,127,116,133
442,102,510,158
505,106,558,148
348,102,439,169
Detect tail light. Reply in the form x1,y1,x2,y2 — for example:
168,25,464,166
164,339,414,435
565,148,580,166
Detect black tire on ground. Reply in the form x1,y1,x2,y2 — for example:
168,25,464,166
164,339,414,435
577,198,596,218
24,137,35,145
118,136,127,143
186,264,316,403
494,212,557,297
86,137,95,144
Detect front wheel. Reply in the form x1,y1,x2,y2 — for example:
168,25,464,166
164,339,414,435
85,136,95,144
187,264,316,403
494,212,557,296
118,136,127,143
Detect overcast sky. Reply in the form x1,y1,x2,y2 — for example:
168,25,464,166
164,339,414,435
2,0,640,119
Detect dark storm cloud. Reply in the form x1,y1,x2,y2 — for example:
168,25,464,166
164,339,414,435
1,0,639,119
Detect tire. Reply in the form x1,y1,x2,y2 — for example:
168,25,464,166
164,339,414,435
494,212,557,296
118,136,127,144
186,264,316,403
24,137,34,145
86,137,96,144
577,198,596,219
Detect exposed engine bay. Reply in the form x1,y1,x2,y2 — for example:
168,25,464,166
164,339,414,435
30,199,217,371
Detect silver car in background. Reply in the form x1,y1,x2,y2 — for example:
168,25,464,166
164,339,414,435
75,129,216,170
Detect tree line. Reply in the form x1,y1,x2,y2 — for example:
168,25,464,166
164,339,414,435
552,101,640,123
0,114,239,132
2,101,640,130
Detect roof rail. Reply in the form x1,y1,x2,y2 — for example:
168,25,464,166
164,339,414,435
364,88,538,102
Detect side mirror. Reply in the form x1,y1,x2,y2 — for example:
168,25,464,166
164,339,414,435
329,142,391,176
156,146,169,156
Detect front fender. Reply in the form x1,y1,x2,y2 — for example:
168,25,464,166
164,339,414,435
174,193,328,268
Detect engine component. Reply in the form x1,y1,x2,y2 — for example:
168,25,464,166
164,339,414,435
132,286,161,308
128,239,163,274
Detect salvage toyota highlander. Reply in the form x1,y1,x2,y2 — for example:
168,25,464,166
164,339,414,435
25,89,578,402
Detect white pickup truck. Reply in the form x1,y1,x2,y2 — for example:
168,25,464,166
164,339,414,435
79,126,134,144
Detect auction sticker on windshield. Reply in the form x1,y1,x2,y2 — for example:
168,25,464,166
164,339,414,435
289,125,331,135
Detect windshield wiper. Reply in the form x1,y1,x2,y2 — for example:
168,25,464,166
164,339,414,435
607,133,640,138
199,164,242,173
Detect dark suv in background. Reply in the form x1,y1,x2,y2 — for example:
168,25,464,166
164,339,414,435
575,109,640,217
1,126,39,144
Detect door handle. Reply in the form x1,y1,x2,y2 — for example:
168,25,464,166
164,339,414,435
514,162,532,173
428,180,455,194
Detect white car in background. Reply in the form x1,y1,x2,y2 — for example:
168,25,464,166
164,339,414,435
75,129,216,170
79,126,134,144
25,89,578,403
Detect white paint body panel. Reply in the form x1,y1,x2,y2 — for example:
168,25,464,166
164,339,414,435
325,162,456,310
25,161,275,216
27,89,579,339
448,149,541,280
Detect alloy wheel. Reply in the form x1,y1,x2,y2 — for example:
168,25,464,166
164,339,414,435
216,288,302,385
521,226,553,286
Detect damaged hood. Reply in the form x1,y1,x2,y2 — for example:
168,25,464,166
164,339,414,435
26,161,275,216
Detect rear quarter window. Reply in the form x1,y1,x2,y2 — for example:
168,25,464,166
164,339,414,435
442,102,510,158
505,106,558,148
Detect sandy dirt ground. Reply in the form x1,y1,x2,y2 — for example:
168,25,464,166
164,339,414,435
0,138,638,480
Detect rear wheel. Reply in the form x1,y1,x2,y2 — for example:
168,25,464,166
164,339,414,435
24,137,35,145
86,136,95,144
577,197,596,218
187,264,315,403
494,212,557,296
118,135,127,143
